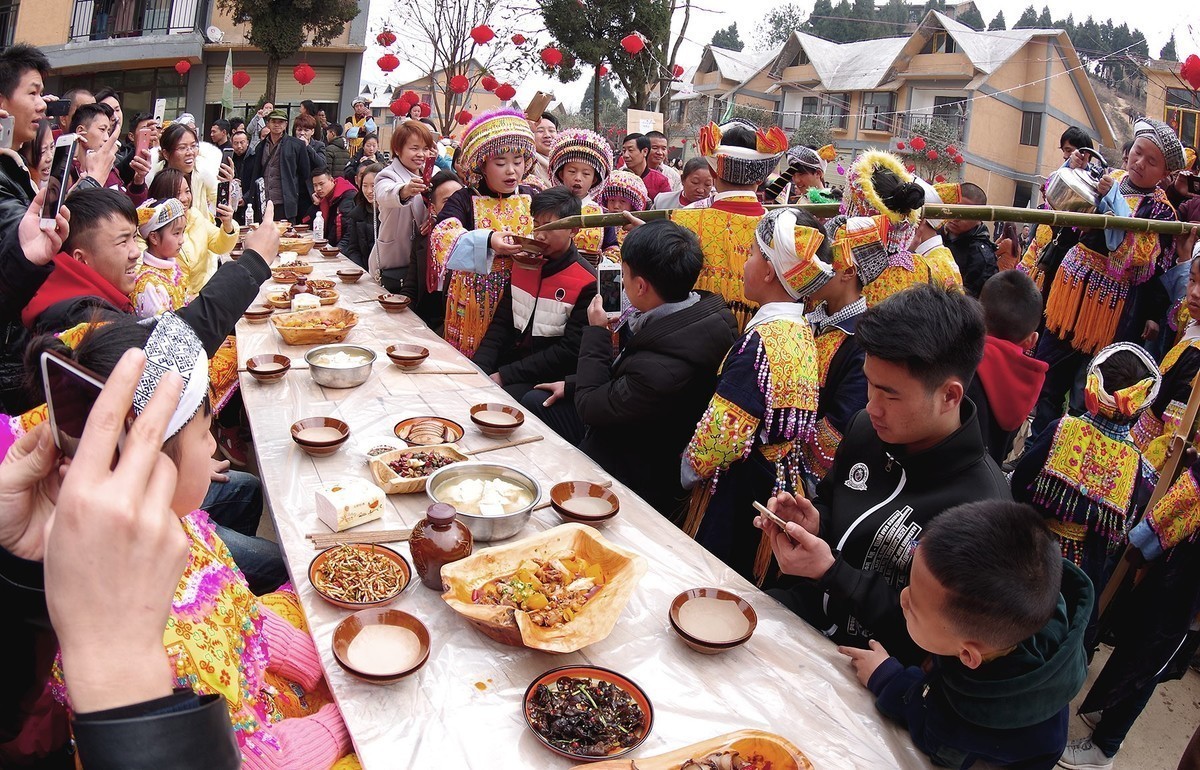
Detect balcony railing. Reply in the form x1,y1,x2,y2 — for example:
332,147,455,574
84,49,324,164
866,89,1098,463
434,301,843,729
69,0,204,42
895,111,968,143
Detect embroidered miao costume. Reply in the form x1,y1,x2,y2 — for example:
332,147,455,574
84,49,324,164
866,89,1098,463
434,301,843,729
131,198,189,319
913,178,964,291
1029,344,1159,589
596,169,649,264
683,210,828,584
669,120,789,332
429,109,537,357
547,129,615,261
1132,326,1200,473
804,292,868,487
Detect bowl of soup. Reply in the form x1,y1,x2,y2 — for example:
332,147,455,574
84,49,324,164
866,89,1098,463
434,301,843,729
245,354,290,383
668,588,757,654
332,608,430,684
305,344,376,388
550,481,619,525
290,417,351,457
426,461,541,542
469,403,524,439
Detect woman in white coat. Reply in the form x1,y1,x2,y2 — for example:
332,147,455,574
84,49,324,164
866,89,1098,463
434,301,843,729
369,120,436,296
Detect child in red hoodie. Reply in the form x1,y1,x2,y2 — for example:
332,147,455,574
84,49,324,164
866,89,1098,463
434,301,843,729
966,270,1049,463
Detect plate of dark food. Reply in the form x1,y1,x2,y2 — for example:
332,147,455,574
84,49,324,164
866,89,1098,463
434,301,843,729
523,665,652,762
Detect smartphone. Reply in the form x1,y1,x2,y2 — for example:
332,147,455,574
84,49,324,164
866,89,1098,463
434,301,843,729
41,134,77,229
1186,173,1200,195
134,126,151,157
152,98,166,127
45,99,71,118
752,500,798,541
0,116,12,150
222,146,235,166
217,180,231,209
597,260,623,313
41,350,124,460
422,154,435,184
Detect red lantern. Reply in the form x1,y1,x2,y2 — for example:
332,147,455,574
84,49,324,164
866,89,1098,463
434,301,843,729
174,59,191,76
1183,54,1200,91
480,74,499,92
293,62,316,87
926,150,939,161
511,33,526,45
598,64,609,77
896,141,906,150
401,90,420,104
377,53,400,73
470,25,495,45
495,83,516,101
905,163,917,173
935,174,946,183
621,34,645,55
672,64,684,78
944,144,957,156
456,110,473,125
910,136,926,151
450,75,470,93
419,102,431,118
390,99,408,117
954,155,965,164
376,30,396,47
232,70,250,90
541,47,562,67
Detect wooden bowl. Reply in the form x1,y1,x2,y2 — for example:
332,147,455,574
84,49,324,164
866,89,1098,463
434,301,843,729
550,481,619,525
320,247,342,259
368,444,469,494
245,354,291,383
394,416,463,445
332,608,429,684
523,665,653,761
242,305,273,324
377,294,412,313
309,544,411,610
667,587,758,654
386,344,429,369
574,729,814,770
272,270,300,285
291,223,310,232
337,268,365,283
307,278,335,290
266,292,293,309
469,403,524,439
316,289,339,306
313,237,329,248
290,417,350,457
278,237,314,255
271,308,359,345
230,248,244,260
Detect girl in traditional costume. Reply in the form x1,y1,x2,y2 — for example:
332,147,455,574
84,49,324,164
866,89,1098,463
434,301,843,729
38,315,355,770
131,198,189,319
912,178,964,291
595,169,648,264
825,150,930,307
682,207,826,584
547,128,616,261
147,168,238,296
429,109,538,357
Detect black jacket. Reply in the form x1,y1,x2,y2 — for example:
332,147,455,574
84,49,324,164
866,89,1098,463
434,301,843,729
576,292,738,517
240,135,313,222
31,250,272,358
73,692,240,770
775,400,1011,664
343,151,388,181
944,223,998,298
473,246,597,386
338,201,375,270
0,211,52,413
324,138,351,179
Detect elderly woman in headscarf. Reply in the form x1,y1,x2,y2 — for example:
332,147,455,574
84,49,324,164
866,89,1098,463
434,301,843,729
1030,116,1185,441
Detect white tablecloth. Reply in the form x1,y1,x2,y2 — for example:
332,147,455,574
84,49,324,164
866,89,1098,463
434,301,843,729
235,255,933,769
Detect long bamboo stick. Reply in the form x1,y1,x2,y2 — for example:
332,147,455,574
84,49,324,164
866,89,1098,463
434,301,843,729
533,203,1197,236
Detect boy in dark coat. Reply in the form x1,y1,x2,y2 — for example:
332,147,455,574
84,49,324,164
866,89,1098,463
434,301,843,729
967,270,1048,463
473,187,596,401
942,183,998,297
838,501,1092,770
526,219,738,520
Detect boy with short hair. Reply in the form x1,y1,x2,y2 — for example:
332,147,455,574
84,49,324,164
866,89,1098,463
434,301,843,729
308,167,357,245
968,270,1049,463
472,186,597,401
838,500,1092,770
71,102,147,205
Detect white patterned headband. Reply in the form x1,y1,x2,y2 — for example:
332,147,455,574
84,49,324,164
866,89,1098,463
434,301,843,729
135,312,208,440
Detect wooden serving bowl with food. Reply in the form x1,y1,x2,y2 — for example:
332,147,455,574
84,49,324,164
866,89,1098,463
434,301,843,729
270,308,359,345
574,729,814,770
308,543,411,609
393,416,464,445
278,237,314,256
440,523,646,652
368,444,469,494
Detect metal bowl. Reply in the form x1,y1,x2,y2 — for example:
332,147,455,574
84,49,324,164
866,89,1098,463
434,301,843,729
304,344,376,388
425,461,541,542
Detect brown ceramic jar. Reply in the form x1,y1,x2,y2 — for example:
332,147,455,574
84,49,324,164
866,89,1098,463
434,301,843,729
409,503,473,590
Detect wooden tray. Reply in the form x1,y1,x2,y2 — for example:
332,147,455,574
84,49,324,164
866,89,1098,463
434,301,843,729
278,237,314,255
270,307,358,345
368,444,469,494
574,729,814,769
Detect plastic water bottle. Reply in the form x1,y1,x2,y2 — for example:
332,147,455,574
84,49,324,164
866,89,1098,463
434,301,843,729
313,210,324,239
245,202,255,228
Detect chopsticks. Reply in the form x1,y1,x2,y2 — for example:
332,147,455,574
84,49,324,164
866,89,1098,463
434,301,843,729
463,435,545,455
532,481,613,512
307,528,413,549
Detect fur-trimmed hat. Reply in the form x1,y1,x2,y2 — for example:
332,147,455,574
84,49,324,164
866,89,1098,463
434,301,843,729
697,119,788,186
459,107,536,181
549,129,613,190
597,169,649,212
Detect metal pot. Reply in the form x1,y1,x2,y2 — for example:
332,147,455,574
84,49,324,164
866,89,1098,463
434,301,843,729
425,461,541,542
304,344,376,388
1043,147,1108,213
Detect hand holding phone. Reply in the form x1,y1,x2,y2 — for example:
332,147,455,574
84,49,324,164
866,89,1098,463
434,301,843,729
42,134,78,230
0,115,14,151
41,351,119,460
597,260,623,313
422,154,436,184
46,99,71,119
753,500,797,541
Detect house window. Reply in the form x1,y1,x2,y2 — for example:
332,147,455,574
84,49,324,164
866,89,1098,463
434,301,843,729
790,48,810,67
798,93,849,129
860,92,896,133
0,0,17,48
921,32,957,55
1019,111,1042,146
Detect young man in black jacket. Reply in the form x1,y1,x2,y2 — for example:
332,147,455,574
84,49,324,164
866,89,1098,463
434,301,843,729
528,219,739,520
942,183,998,297
759,283,1010,664
474,187,597,401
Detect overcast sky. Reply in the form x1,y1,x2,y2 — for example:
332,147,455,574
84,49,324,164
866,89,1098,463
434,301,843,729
364,0,1197,111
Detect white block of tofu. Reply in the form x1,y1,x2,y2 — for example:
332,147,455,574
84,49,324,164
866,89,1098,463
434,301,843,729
316,478,386,532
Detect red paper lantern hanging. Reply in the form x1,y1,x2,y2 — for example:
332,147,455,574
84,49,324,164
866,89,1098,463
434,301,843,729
896,141,906,150
418,102,431,118
541,47,563,67
621,34,645,55
174,59,191,77
293,62,316,87
401,90,420,104
672,64,684,78
377,53,400,73
910,136,926,151
598,64,609,77
511,33,526,45
1182,54,1200,91
926,150,939,161
456,110,473,125
232,70,250,90
480,74,499,92
390,99,408,117
449,75,470,93
954,155,965,164
470,25,495,45
495,83,516,101
944,144,957,156
376,30,396,47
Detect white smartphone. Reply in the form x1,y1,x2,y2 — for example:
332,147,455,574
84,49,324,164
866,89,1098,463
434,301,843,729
597,260,623,313
0,115,13,150
41,350,126,460
152,98,166,127
41,134,77,230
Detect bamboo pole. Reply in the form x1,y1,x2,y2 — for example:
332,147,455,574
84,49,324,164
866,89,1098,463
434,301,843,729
533,203,1197,236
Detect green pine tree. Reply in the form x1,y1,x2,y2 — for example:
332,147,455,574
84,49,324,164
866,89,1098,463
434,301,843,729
987,10,1006,30
711,23,745,51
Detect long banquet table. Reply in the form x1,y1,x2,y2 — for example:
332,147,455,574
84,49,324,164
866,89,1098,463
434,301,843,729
235,253,934,769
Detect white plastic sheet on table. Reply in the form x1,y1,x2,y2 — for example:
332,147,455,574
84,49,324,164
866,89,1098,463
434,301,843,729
235,255,935,769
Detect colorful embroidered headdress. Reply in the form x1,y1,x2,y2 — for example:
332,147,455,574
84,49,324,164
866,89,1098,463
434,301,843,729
914,177,961,228
755,207,833,301
1084,342,1161,423
597,169,649,212
137,198,187,239
697,119,788,186
786,144,837,175
548,129,613,191
829,216,892,283
1133,117,1186,173
459,107,536,182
